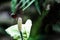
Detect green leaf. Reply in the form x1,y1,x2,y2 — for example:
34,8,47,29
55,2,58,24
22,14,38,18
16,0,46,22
11,0,17,15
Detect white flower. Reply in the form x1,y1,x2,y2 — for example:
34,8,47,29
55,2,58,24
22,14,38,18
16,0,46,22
5,19,32,39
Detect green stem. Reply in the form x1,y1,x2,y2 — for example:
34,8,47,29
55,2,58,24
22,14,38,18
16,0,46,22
28,10,48,40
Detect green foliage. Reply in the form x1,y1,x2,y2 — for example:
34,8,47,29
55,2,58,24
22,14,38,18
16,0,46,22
11,0,50,40
28,10,49,40
35,0,41,15
11,0,41,15
11,0,17,15
15,0,35,11
53,22,60,32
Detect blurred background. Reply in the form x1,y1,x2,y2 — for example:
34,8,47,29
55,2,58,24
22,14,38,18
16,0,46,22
0,0,60,40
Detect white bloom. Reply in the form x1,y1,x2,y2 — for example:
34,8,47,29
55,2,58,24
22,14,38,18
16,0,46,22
5,19,32,39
